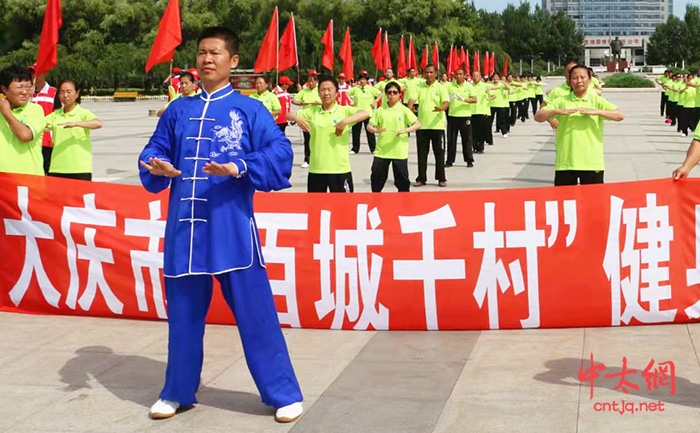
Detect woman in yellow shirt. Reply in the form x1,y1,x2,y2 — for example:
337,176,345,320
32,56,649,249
46,79,103,181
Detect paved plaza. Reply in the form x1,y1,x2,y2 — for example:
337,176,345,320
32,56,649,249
2,82,700,432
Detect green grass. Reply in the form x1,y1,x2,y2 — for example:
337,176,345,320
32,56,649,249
603,73,655,88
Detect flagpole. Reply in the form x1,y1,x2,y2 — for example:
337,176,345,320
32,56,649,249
275,6,279,85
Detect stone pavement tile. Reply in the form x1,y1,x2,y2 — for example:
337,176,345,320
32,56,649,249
290,396,444,433
281,328,375,361
17,385,157,433
146,394,320,433
0,384,75,432
577,387,700,433
0,313,77,350
450,328,585,401
352,331,480,363
205,355,352,397
0,349,123,388
432,396,578,433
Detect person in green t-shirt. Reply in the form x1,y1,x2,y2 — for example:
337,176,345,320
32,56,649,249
408,64,450,187
157,72,200,117
672,127,700,179
366,81,421,192
661,74,683,128
446,68,477,167
45,79,103,180
291,71,321,167
0,65,46,176
487,72,511,138
470,71,493,154
401,68,423,105
249,76,281,118
655,69,673,118
287,75,369,192
347,71,381,154
678,73,697,137
533,76,545,112
534,65,624,186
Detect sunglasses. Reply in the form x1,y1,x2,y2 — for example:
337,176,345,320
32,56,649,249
386,90,400,95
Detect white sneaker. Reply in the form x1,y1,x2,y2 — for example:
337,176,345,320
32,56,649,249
300,162,309,168
502,134,508,138
275,402,303,423
349,149,358,154
149,399,179,419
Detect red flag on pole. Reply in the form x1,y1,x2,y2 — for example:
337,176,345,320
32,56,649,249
35,0,63,75
397,35,406,78
432,41,439,71
339,27,354,80
465,50,470,76
446,44,454,75
451,46,460,74
253,7,278,73
490,52,496,77
145,0,181,73
473,51,480,73
321,19,334,71
278,12,298,71
503,53,509,76
459,46,467,71
371,28,383,71
420,44,428,71
382,32,392,72
408,36,418,71
484,51,490,76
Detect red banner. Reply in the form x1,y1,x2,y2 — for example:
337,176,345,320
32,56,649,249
2,173,700,331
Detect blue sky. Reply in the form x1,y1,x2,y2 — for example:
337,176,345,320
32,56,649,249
472,0,691,17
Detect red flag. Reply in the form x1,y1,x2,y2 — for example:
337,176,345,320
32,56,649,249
278,12,298,71
339,27,354,80
397,35,406,78
145,0,182,73
465,50,470,75
254,7,278,73
371,29,383,71
451,46,459,74
473,50,480,73
490,52,496,77
460,46,467,71
446,44,454,75
503,53,509,76
432,41,439,71
420,44,428,71
321,20,334,71
484,51,490,76
35,0,63,75
408,36,418,71
382,32,392,72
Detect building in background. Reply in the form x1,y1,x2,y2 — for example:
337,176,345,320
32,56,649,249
542,0,673,67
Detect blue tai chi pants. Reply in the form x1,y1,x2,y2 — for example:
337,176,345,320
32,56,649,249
159,263,303,408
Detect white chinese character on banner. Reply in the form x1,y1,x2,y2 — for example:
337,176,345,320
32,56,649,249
603,194,676,325
393,205,465,330
124,201,166,318
473,200,576,329
61,193,122,314
684,205,700,319
255,211,309,328
314,204,387,330
4,186,61,307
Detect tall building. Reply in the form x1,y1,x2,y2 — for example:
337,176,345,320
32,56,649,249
542,0,673,66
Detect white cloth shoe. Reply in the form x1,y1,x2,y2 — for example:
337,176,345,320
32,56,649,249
149,399,180,419
275,402,303,423
301,161,309,168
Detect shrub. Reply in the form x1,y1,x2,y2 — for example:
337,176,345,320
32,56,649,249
602,73,655,88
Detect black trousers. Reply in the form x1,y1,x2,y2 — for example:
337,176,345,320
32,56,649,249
303,131,311,163
530,97,538,115
42,146,53,175
693,108,700,131
471,114,489,152
49,172,92,181
667,101,678,126
307,172,354,192
679,106,692,135
415,129,446,183
496,107,510,135
518,100,528,120
554,170,604,186
371,157,410,192
509,101,518,126
446,116,474,164
535,95,543,113
351,119,376,153
278,123,288,133
661,92,668,117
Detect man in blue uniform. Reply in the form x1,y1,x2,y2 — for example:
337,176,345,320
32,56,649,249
138,27,303,423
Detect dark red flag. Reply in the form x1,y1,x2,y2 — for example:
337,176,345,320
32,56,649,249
145,0,182,73
278,12,298,71
397,35,406,78
254,7,278,73
36,0,63,75
432,41,439,71
503,53,509,76
383,32,392,72
371,28,383,71
420,44,428,71
484,51,490,76
339,27,354,80
321,20,334,71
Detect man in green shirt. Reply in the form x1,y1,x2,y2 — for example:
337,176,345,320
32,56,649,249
401,67,423,105
446,68,477,167
655,70,672,118
292,70,321,167
249,76,281,118
0,65,46,176
347,71,381,154
408,64,449,187
470,71,493,154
